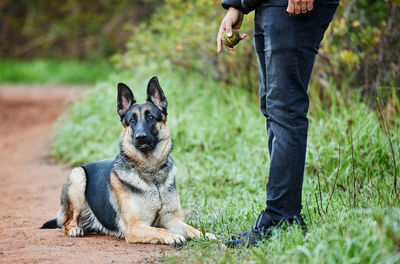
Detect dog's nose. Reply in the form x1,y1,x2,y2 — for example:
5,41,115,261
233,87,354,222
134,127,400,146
135,132,147,141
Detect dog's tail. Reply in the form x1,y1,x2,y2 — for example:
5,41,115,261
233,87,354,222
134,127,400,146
41,219,59,229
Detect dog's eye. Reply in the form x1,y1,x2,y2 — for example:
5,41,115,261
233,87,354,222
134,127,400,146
148,115,155,121
130,119,136,125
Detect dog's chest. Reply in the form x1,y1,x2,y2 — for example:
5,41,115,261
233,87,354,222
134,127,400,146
116,166,178,224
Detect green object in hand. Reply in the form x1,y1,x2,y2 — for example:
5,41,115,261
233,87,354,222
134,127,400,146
223,29,241,48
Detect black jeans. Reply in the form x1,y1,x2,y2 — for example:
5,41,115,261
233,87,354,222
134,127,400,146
254,1,339,221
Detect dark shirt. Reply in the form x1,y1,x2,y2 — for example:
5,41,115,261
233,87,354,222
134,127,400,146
222,0,340,14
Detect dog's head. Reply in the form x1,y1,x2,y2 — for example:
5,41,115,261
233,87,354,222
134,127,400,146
117,76,169,153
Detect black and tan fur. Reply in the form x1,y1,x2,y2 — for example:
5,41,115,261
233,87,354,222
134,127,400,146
42,77,214,246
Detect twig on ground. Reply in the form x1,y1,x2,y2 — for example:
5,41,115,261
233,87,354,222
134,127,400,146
326,145,341,213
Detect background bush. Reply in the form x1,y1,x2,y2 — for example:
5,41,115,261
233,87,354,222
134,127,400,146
0,0,160,59
317,0,400,105
113,0,258,92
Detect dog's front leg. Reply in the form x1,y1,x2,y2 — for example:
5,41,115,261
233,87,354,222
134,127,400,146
160,210,188,236
125,224,186,246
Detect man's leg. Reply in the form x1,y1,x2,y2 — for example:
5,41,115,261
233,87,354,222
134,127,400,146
258,2,338,223
226,1,338,247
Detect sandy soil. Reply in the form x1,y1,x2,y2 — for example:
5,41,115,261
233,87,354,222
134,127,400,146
0,85,171,264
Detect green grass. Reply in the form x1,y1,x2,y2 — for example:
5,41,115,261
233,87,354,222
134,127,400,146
0,59,126,84
52,67,400,263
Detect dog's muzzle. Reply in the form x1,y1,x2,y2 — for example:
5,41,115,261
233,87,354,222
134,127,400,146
134,132,155,152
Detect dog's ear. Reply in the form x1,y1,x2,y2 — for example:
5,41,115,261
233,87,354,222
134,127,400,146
146,76,168,115
117,83,136,120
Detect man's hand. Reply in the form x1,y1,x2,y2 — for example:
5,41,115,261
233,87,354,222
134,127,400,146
287,0,314,16
217,7,247,53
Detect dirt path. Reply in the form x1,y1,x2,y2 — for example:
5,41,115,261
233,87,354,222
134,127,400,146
0,85,170,263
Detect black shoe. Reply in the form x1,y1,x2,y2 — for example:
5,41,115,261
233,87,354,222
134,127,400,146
225,226,274,248
227,211,308,247
289,214,308,234
230,210,277,240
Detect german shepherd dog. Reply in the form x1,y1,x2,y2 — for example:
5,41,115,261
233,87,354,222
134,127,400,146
42,77,214,246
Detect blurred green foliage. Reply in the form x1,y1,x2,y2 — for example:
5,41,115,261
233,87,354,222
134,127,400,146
317,0,400,104
113,0,258,91
115,0,400,112
0,59,126,84
0,0,161,59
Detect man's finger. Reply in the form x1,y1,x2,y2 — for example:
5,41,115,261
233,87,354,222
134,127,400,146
287,1,295,15
294,1,301,15
217,25,225,53
307,1,313,11
300,1,307,13
225,19,233,37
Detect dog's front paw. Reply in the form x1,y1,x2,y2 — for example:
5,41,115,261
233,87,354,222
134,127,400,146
165,233,186,247
67,227,83,237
